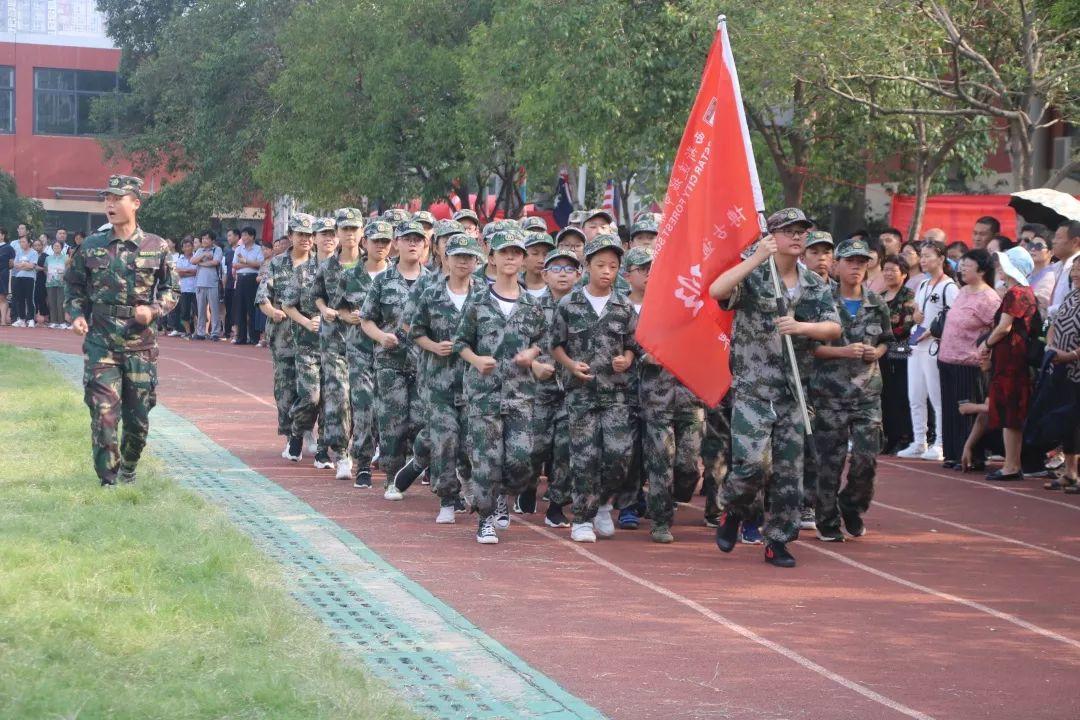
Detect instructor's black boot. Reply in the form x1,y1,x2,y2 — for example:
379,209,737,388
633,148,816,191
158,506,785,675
764,541,797,568
393,459,424,492
715,511,741,553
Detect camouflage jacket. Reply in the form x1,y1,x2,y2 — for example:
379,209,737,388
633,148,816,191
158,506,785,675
409,276,483,407
281,254,324,350
551,287,640,405
453,287,545,411
359,263,430,372
64,226,178,354
313,254,359,353
535,289,567,405
577,271,631,296
722,261,840,402
255,253,299,357
809,285,893,407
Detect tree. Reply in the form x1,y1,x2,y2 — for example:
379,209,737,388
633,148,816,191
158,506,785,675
0,172,44,234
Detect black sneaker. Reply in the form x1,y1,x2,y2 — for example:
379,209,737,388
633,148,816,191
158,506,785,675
353,469,372,489
285,436,303,462
118,465,137,484
476,515,499,544
815,527,845,542
841,507,866,537
515,487,537,514
764,541,797,568
419,469,431,486
313,450,334,470
715,511,741,553
544,503,571,528
393,459,424,492
100,478,117,488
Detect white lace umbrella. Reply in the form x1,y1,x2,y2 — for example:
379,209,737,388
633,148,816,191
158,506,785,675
1009,188,1080,227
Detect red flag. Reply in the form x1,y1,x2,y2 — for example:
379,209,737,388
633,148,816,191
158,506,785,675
635,17,765,407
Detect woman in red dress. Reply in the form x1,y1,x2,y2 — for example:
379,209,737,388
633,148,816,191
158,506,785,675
980,247,1038,480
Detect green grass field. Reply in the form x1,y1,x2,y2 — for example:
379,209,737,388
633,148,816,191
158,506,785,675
0,344,417,719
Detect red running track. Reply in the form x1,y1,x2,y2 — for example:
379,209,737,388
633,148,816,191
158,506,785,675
5,326,1080,720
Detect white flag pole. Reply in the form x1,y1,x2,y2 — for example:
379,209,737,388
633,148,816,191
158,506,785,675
719,14,813,435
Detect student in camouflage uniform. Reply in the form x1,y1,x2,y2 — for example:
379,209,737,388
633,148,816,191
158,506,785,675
65,174,178,486
313,208,364,480
708,208,841,568
361,220,430,498
452,209,481,240
339,220,393,488
810,238,892,541
552,234,640,543
409,233,486,523
454,230,546,544
521,231,555,298
623,246,704,543
577,210,631,295
556,227,587,264
628,216,659,251
700,393,732,527
257,213,314,456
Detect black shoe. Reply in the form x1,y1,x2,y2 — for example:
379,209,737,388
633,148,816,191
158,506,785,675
516,487,537,514
985,469,1022,482
393,459,424,492
100,478,117,488
764,541,797,568
118,466,137,485
353,469,372,488
544,503,571,528
313,450,333,469
454,495,468,513
840,506,866,537
715,511,741,553
286,436,303,462
942,460,957,469
815,527,845,542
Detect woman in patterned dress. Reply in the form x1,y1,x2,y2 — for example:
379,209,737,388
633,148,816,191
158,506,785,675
1044,258,1080,491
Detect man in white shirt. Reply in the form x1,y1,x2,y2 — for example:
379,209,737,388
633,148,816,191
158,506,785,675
1049,221,1080,319
233,226,266,344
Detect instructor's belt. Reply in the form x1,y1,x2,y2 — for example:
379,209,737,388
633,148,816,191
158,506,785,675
94,303,136,319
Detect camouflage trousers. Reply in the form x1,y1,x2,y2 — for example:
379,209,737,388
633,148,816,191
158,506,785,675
346,346,376,470
290,345,321,440
644,404,705,528
701,395,733,523
374,366,422,486
567,396,635,524
530,397,571,506
270,349,297,437
410,391,432,470
429,399,470,501
467,403,533,517
722,388,805,543
812,402,881,533
82,347,158,484
615,404,643,511
320,343,350,455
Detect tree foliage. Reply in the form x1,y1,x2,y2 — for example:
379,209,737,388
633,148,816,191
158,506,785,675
0,172,45,234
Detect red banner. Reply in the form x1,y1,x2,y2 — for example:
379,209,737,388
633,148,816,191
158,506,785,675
635,20,762,407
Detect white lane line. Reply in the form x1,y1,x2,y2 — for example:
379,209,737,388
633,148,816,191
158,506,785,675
160,341,274,365
517,518,936,720
879,459,1080,513
800,542,1080,651
163,356,276,409
873,500,1080,564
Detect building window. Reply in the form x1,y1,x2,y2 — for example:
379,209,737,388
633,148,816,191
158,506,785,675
33,68,122,136
0,67,13,134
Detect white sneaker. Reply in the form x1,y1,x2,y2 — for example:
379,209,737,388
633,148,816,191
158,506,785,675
571,522,597,543
436,505,456,524
494,495,511,530
27,320,35,328
921,444,944,461
896,442,927,459
335,457,352,481
305,430,318,454
593,503,616,538
476,515,499,544
371,445,381,469
12,319,24,327
384,486,404,501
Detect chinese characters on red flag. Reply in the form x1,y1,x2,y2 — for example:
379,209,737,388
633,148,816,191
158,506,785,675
635,20,764,407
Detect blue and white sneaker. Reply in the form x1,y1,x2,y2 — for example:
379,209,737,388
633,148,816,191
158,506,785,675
740,520,764,545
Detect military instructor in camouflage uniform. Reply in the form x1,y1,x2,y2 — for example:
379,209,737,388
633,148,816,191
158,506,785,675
65,175,178,486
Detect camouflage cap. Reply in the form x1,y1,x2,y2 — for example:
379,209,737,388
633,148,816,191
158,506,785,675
623,246,654,268
481,222,497,239
364,220,394,241
382,208,411,224
633,210,662,224
313,216,337,233
568,210,587,227
766,207,813,233
101,174,144,198
583,208,615,225
452,208,480,225
395,220,427,238
835,237,874,259
544,249,581,268
556,226,587,245
630,217,659,238
521,216,548,233
434,219,464,238
413,210,436,227
444,233,485,260
584,233,624,259
524,231,556,249
288,212,317,234
335,207,364,229
495,218,523,233
489,230,527,253
805,230,834,248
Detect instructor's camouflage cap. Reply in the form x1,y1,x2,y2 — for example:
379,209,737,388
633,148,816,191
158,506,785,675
568,210,587,227
364,220,393,241
335,207,364,229
382,208,411,224
444,233,485,260
584,233,624,259
835,237,874,259
805,230,834,248
413,210,436,227
288,212,317,234
630,217,659,238
434,219,464,238
544,249,581,268
452,208,480,225
489,230,527,253
623,246,654,269
521,216,548,233
101,174,144,199
524,231,556,249
313,216,337,234
766,207,813,233
395,220,427,239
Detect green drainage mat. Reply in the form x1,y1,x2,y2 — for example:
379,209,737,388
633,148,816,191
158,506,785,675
46,351,605,720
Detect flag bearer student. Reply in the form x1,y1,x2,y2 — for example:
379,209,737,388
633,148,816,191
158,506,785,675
623,246,705,542
282,217,337,465
453,230,546,544
339,220,393,488
258,213,313,459
408,233,486,523
708,208,841,568
809,237,891,541
313,207,364,480
361,220,431,499
552,233,640,543
522,231,555,298
523,248,582,526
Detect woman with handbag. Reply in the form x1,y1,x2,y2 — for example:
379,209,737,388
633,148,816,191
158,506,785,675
881,254,917,454
1043,258,1080,491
